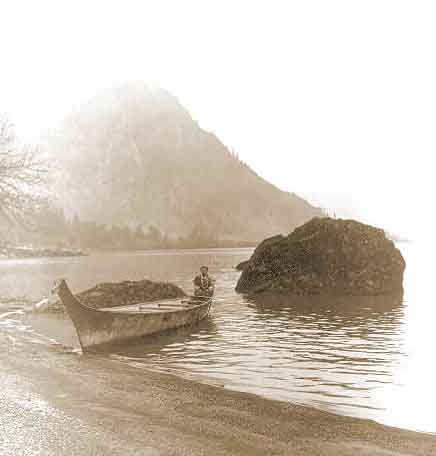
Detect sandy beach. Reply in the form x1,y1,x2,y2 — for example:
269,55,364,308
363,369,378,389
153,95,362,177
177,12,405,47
1,339,435,456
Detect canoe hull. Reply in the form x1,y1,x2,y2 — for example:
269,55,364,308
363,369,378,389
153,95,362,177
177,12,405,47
79,303,211,350
55,280,212,351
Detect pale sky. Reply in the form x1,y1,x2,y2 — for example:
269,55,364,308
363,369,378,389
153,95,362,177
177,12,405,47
1,1,435,239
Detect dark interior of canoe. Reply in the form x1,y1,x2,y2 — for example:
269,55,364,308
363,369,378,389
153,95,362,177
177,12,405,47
99,297,209,314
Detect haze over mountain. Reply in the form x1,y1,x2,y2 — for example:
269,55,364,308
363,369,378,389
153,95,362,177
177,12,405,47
47,83,322,242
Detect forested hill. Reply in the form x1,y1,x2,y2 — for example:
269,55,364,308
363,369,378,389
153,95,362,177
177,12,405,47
47,83,322,242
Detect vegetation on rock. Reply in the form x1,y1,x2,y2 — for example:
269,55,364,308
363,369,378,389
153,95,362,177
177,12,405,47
236,217,405,296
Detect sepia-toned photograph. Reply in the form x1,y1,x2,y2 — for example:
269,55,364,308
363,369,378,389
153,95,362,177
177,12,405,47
1,1,435,455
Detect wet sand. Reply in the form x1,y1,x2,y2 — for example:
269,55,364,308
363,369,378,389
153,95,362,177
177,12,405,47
1,341,435,456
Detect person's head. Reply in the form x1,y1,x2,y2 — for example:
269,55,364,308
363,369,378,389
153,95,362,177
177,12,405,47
200,266,208,276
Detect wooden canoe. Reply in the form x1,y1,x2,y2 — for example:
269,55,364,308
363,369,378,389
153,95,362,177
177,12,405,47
54,279,212,352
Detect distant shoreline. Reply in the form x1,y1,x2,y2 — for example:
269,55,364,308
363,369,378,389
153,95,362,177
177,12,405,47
0,244,256,260
0,246,87,260
86,240,258,251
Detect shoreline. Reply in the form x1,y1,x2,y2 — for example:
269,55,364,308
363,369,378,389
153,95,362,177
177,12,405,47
0,245,255,262
1,339,435,455
0,246,86,259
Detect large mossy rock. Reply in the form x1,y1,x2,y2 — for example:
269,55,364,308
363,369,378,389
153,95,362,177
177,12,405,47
45,279,186,313
235,217,405,296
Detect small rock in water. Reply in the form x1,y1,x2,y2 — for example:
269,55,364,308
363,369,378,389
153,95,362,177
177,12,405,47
34,298,50,312
235,260,250,271
33,297,57,312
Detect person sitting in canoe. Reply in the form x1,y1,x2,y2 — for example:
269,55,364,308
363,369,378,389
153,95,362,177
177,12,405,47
193,266,215,297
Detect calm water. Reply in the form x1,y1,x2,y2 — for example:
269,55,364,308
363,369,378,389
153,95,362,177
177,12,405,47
1,244,435,433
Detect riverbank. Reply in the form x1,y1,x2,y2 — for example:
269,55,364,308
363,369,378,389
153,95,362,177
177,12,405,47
0,245,86,259
1,339,435,456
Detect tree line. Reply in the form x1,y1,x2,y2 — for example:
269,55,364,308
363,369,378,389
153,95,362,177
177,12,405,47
2,207,253,250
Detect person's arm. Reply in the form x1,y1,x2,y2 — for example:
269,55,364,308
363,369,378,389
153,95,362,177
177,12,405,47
193,275,201,293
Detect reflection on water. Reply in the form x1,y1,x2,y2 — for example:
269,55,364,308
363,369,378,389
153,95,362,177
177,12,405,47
1,244,435,433
112,291,406,422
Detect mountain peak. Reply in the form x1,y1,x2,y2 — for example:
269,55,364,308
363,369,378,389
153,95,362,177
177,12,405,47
48,83,322,241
